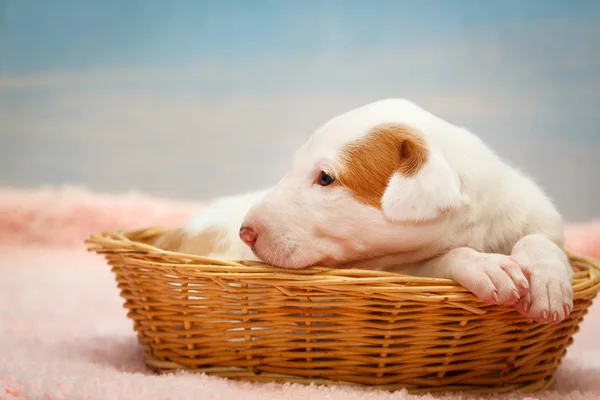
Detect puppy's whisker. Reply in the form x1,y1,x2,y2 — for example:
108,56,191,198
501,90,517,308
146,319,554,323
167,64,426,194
273,241,283,267
267,243,278,264
294,245,310,266
288,249,298,269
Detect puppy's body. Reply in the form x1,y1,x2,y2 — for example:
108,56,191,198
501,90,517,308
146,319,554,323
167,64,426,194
158,99,572,324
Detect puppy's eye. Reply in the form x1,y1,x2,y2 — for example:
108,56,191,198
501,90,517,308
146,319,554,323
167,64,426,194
318,171,335,186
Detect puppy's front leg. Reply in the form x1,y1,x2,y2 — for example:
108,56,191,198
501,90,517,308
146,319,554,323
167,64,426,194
402,248,530,306
511,234,573,324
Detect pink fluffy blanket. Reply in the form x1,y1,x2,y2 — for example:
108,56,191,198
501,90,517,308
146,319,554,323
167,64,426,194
1,186,599,400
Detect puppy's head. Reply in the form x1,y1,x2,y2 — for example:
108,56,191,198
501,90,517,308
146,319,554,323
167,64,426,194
241,99,464,269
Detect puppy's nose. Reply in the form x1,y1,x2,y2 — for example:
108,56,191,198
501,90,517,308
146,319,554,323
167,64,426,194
239,226,258,247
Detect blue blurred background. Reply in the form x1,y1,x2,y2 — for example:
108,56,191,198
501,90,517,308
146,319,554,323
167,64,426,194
1,0,598,220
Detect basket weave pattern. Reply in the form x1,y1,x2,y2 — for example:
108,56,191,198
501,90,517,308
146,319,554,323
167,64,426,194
87,227,600,394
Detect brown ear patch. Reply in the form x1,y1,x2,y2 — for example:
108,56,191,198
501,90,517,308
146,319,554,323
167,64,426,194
152,227,229,256
337,123,428,209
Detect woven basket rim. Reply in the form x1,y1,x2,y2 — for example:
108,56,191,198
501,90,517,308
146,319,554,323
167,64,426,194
85,226,600,280
85,227,600,309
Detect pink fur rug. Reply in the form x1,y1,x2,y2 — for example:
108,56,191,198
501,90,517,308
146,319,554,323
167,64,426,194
1,186,599,400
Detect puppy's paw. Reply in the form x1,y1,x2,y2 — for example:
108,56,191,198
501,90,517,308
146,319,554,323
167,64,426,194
514,267,573,324
453,253,529,306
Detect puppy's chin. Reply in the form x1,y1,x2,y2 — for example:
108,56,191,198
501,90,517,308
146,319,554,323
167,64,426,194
251,243,322,270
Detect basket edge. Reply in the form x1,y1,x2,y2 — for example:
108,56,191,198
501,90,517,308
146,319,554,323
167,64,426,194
84,228,600,283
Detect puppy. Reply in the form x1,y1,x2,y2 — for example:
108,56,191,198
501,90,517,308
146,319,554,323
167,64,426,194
157,99,573,324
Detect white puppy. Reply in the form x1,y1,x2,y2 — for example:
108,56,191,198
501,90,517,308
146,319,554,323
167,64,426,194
156,99,573,325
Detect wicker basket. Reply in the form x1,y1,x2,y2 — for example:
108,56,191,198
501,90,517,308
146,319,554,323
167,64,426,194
86,227,600,394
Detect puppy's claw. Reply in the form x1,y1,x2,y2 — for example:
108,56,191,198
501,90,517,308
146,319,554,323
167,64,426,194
518,280,529,292
491,291,499,303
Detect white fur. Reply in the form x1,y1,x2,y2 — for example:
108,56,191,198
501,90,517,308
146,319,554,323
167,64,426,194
181,98,573,324
181,188,270,261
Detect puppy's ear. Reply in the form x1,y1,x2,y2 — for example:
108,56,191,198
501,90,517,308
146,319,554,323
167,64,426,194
381,135,463,223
